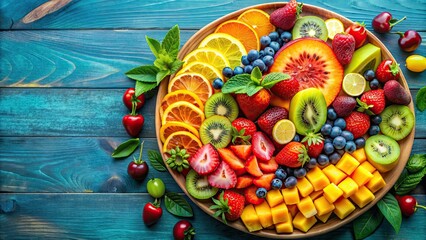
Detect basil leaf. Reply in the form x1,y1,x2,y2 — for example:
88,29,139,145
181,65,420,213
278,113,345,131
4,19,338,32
148,150,166,172
156,70,170,84
146,36,161,58
262,72,290,88
416,86,426,112
125,65,159,82
221,74,252,94
406,154,426,173
377,193,402,233
135,81,157,97
170,59,184,74
353,207,384,240
164,192,193,217
111,138,140,159
394,167,426,195
161,25,180,60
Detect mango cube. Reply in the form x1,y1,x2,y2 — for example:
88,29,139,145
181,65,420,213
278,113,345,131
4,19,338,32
323,183,343,203
282,187,300,205
351,166,374,186
287,204,299,217
338,177,359,198
297,177,314,198
350,185,376,208
271,202,289,224
275,213,293,233
254,201,273,228
360,161,376,173
351,148,367,163
316,211,333,223
241,204,263,232
333,197,356,219
322,164,347,185
336,153,360,175
266,189,284,208
297,196,317,218
292,212,317,233
310,190,324,200
314,196,335,216
306,167,330,191
366,171,386,193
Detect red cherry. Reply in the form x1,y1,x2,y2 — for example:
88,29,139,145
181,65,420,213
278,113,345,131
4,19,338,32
142,201,162,226
372,12,406,33
123,88,145,111
396,195,426,217
396,30,422,52
127,141,149,181
173,220,195,240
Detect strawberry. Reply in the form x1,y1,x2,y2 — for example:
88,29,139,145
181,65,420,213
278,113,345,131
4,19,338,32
275,142,309,168
332,95,357,117
257,107,289,136
376,59,400,83
258,157,279,173
359,89,386,115
217,148,245,174
253,173,275,191
345,111,370,139
189,144,220,175
210,190,245,223
252,131,275,162
244,185,265,205
236,175,254,189
270,0,302,30
245,155,263,177
301,132,324,158
270,77,300,100
236,89,271,121
231,118,256,144
332,33,356,65
230,145,252,160
207,161,237,189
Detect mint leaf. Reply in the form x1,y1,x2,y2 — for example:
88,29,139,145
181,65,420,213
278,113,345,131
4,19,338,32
164,192,193,217
353,207,384,240
126,65,159,82
154,53,174,71
262,72,290,89
246,84,263,96
416,86,426,111
148,150,166,172
170,59,184,74
157,70,170,84
376,193,402,233
250,67,262,84
406,154,426,173
162,25,180,60
146,36,161,58
222,74,252,94
394,167,426,195
111,138,140,159
135,81,157,97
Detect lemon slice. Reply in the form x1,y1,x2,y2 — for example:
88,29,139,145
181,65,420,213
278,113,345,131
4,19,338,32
342,73,366,96
177,61,222,83
272,119,296,145
325,18,345,40
183,47,230,71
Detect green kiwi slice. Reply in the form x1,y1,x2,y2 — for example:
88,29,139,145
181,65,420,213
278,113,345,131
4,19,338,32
204,92,239,121
365,135,400,172
292,16,328,42
186,169,218,199
199,115,232,148
379,105,414,141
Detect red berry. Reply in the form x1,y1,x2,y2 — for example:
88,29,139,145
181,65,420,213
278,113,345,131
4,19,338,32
376,59,400,83
207,161,237,189
270,0,302,30
189,144,220,175
345,112,370,139
345,22,367,49
332,33,356,65
123,88,145,111
252,132,275,162
173,220,195,240
372,12,406,33
270,77,300,100
359,89,386,115
257,107,289,136
396,30,422,52
396,195,426,217
143,201,162,226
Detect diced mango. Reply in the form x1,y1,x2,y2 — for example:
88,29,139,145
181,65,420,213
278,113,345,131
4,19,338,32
306,167,330,191
333,197,356,219
366,171,386,193
314,196,335,216
293,212,317,233
282,187,300,205
297,196,317,218
351,166,374,186
310,190,324,200
266,189,284,208
323,183,343,203
254,201,274,228
338,177,359,198
360,161,376,173
241,204,263,232
350,185,376,208
287,204,299,217
316,211,333,223
351,148,367,163
271,202,289,224
322,164,347,185
297,177,314,198
336,153,360,175
275,213,293,233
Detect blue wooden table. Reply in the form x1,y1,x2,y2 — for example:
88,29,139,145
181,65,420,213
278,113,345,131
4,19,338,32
1,0,425,239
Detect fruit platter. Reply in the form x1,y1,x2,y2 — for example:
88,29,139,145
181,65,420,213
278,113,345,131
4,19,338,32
155,2,415,238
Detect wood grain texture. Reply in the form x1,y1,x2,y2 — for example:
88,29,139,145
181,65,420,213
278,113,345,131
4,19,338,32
1,193,425,239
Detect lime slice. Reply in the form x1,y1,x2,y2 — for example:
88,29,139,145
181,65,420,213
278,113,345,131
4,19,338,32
342,73,366,96
325,18,344,40
272,119,296,145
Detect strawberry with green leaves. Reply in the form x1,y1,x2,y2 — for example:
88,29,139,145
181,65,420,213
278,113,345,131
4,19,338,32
210,190,245,223
345,111,370,139
376,59,400,83
275,142,309,168
270,0,303,30
358,89,386,115
301,132,324,158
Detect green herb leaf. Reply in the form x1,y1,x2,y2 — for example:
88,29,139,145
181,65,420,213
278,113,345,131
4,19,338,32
246,84,263,96
145,36,161,58
416,86,426,111
135,81,157,97
353,207,384,240
161,25,180,60
394,167,426,195
157,70,171,84
250,67,262,84
154,53,174,71
406,154,426,173
147,150,167,172
125,65,159,82
376,193,402,233
111,138,140,159
164,192,193,217
170,59,184,74
221,74,252,94
262,72,290,89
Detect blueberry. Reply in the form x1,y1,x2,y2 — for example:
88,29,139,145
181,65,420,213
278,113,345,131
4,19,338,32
262,55,274,67
271,178,283,189
329,152,341,164
280,31,292,43
275,168,287,180
277,38,283,47
222,67,234,78
369,125,380,136
354,137,366,149
334,118,347,130
345,140,357,153
294,168,307,178
269,31,280,41
324,138,333,144
323,142,335,155
307,158,318,169
244,65,253,73
241,55,250,65
284,176,297,188
330,126,342,138
252,59,266,71
341,130,354,141
269,41,280,52
233,66,244,75
370,79,380,90
286,167,294,176
326,119,334,126
260,35,272,47
333,136,347,150
276,28,285,35
258,50,265,59
256,187,267,198
363,69,375,81
371,115,382,125
212,78,224,89
336,149,346,156
264,47,275,56
327,108,337,120
247,50,259,62
292,134,301,142
317,154,330,166
321,124,333,136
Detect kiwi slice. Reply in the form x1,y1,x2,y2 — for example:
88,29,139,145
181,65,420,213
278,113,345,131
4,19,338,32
199,115,232,148
204,92,239,121
289,88,327,135
379,105,414,141
292,16,328,42
186,169,219,200
365,135,400,172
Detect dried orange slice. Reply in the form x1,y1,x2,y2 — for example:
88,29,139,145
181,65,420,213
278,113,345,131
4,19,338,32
168,72,213,104
159,121,200,143
237,9,276,39
162,101,205,129
182,47,230,72
160,90,204,117
177,61,222,83
162,131,202,156
215,20,260,52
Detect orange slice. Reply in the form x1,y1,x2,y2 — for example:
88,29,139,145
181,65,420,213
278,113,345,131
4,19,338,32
160,90,204,117
182,47,230,72
159,121,200,143
162,131,202,156
168,72,213,104
215,20,260,52
162,101,205,129
177,61,222,83
237,9,276,39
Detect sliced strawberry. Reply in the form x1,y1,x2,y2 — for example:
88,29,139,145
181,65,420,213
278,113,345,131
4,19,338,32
244,155,263,178
252,131,275,162
230,145,253,160
217,148,245,173
208,161,237,189
234,168,247,176
236,175,254,189
189,144,220,175
258,157,279,173
253,173,275,191
244,185,265,205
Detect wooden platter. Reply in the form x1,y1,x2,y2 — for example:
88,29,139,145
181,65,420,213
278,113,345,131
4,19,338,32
155,2,415,238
